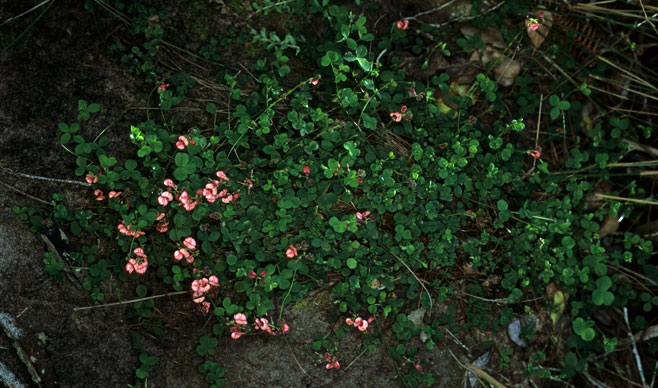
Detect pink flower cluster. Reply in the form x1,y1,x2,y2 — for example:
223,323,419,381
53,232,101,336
286,244,298,259
345,316,374,332
155,212,169,233
390,105,412,122
126,247,148,274
117,222,145,238
174,237,197,264
526,12,544,32
191,275,219,313
408,88,426,101
530,149,542,159
324,353,340,370
94,189,122,201
248,270,268,279
230,313,290,339
175,135,196,150
85,173,98,184
356,210,374,223
157,171,239,212
396,19,409,30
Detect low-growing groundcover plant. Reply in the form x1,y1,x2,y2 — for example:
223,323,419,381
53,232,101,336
14,0,658,386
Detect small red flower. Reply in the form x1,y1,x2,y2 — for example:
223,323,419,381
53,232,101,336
396,20,409,30
390,112,402,122
530,149,542,159
303,165,310,176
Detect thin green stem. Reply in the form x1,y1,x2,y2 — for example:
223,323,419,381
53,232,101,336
278,269,296,323
0,0,55,57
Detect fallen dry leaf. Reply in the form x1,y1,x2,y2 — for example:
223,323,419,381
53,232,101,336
492,52,521,87
598,215,619,238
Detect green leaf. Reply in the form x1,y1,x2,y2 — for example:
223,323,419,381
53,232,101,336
550,107,560,120
549,95,559,106
346,258,357,269
173,167,188,181
206,103,217,114
175,153,190,167
125,159,137,170
99,154,117,168
136,285,147,297
497,199,508,211
88,103,100,113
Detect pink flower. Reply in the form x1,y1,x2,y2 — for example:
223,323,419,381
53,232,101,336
390,112,402,122
108,191,122,198
356,210,370,221
201,301,211,314
401,105,408,113
530,149,542,159
254,317,269,331
156,212,166,221
209,275,219,287
281,323,290,333
248,270,268,279
117,223,145,238
346,316,374,332
163,178,177,189
94,189,105,201
324,353,341,370
192,291,205,303
230,327,245,339
125,257,148,274
526,13,543,32
173,248,190,261
234,313,248,326
156,220,169,233
158,191,173,206
286,244,298,259
176,135,189,150
133,247,147,258
415,364,422,371
183,237,197,251
302,165,310,176
216,170,229,181
85,173,98,184
310,77,319,85
396,19,409,30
